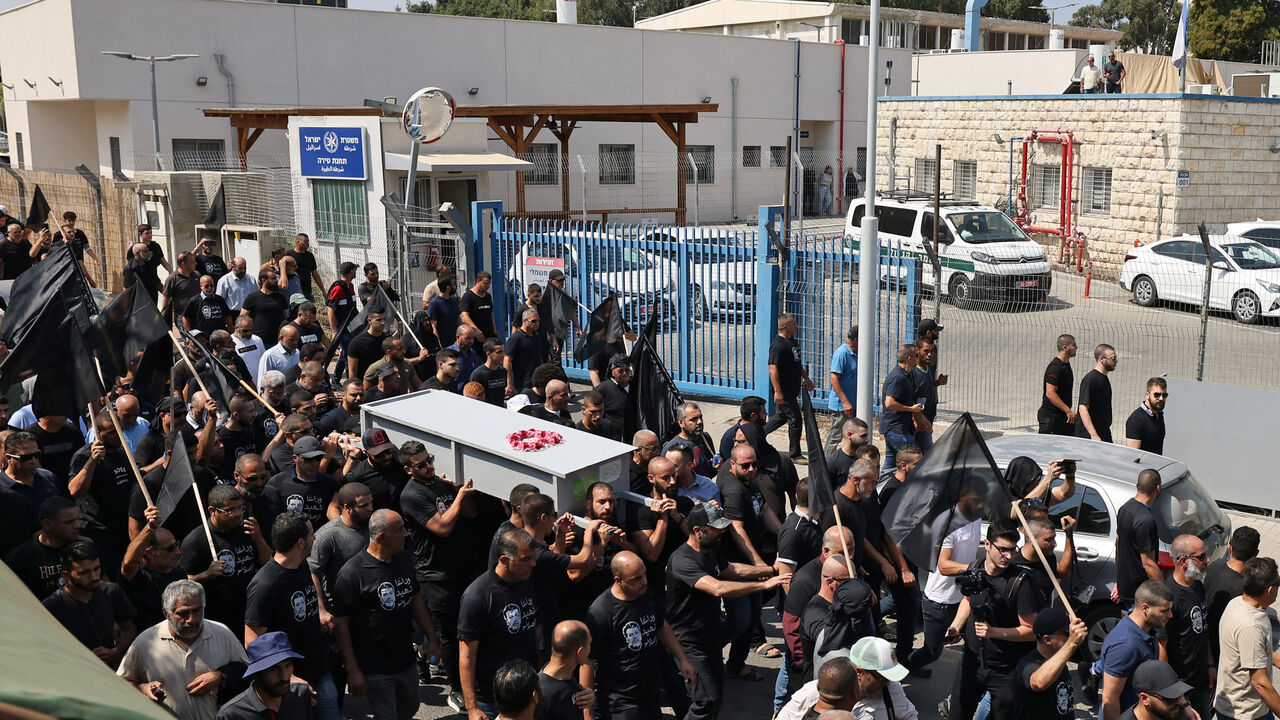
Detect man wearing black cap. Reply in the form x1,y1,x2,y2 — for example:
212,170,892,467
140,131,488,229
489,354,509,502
538,268,578,358
666,503,790,720
215,631,315,720
594,356,632,428
262,435,338,532
1013,606,1086,720
1122,661,1194,720
338,428,407,512
917,318,942,345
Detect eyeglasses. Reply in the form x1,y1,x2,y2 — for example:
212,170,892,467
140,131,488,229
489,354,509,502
736,461,758,468
237,474,270,482
637,445,661,453
213,506,245,515
990,544,1017,555
5,452,40,461
1183,552,1208,562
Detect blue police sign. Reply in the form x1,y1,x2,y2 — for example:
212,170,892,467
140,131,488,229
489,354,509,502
299,126,367,180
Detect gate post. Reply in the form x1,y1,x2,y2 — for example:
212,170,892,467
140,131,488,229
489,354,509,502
472,200,504,331
755,205,783,412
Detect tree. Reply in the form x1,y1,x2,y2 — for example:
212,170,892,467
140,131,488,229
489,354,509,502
1188,0,1280,62
983,0,1048,22
1068,0,1179,55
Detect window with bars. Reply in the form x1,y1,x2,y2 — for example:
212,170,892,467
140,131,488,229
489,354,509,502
913,158,937,192
523,143,558,186
687,145,715,184
599,144,635,185
953,160,978,200
742,146,761,168
770,146,788,168
172,138,226,171
1032,164,1060,210
312,179,368,245
1082,167,1113,216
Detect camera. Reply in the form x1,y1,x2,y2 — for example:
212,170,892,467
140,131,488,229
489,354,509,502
955,568,992,597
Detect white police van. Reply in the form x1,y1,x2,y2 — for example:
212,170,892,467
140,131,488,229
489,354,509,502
844,193,1052,309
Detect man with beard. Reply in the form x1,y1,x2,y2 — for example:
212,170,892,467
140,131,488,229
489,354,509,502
333,510,441,720
1161,535,1211,719
216,632,315,720
262,436,338,532
254,371,290,451
347,310,390,382
666,504,790,720
259,326,302,380
339,427,408,512
118,579,249,720
1097,580,1173,720
245,512,337,720
365,337,419,394
218,257,257,312
1075,343,1118,443
531,379,573,427
1037,334,1077,436
6,496,89,599
184,275,234,335
399,440,477,710
426,348,463,394
309,482,373,632
1125,377,1168,455
316,379,364,436
1124,661,1197,720
626,457,692,594
231,316,267,385
283,301,327,348
1012,607,1086,720
662,402,718,477
286,362,334,418
194,236,228,281
563,483,637,619
180,485,264,642
121,506,186,630
42,541,138,668
69,412,134,575
159,252,202,324
627,431,661,494
585,551,696,720
241,270,289,347
593,356,631,429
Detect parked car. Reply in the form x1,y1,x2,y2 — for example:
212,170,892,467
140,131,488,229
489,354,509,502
0,279,113,311
1225,220,1280,253
1119,234,1280,324
641,227,753,322
982,434,1231,660
844,196,1053,310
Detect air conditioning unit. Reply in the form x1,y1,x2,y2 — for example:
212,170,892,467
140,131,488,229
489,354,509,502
1231,72,1280,98
1186,84,1217,95
194,224,275,268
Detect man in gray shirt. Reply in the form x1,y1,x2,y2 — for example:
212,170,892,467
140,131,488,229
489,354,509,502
1103,52,1125,93
308,482,373,622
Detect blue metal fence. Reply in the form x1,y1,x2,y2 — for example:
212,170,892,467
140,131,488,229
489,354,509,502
473,201,917,412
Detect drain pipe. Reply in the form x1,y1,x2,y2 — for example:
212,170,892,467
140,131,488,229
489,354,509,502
837,39,846,215
792,38,801,218
215,54,235,107
730,76,739,220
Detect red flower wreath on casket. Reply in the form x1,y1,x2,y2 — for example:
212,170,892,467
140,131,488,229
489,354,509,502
506,428,564,451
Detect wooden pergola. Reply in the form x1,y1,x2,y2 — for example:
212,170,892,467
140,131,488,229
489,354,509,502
453,103,718,225
202,107,391,168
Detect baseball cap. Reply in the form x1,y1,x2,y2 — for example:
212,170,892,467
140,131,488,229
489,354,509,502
377,363,398,380
292,435,326,459
506,394,534,412
687,503,732,530
548,268,566,281
0,205,7,214
362,427,395,455
244,632,304,678
847,636,909,682
917,318,943,335
1032,605,1071,638
609,354,631,371
1133,660,1193,699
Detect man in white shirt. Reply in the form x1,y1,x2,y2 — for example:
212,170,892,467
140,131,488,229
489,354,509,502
216,256,256,311
903,480,987,678
231,315,267,385
1080,56,1102,94
258,325,301,380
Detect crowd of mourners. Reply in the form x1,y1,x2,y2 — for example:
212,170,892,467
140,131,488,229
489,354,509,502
0,220,1277,720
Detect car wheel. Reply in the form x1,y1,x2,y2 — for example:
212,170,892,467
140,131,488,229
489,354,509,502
689,284,708,322
1082,603,1124,663
1132,275,1158,307
1233,290,1261,325
948,274,972,310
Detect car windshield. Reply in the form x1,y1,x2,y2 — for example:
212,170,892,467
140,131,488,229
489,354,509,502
1221,242,1280,270
946,211,1029,244
591,247,654,273
1152,471,1226,545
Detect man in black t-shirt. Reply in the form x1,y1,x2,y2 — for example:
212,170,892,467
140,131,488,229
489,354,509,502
1162,534,1211,719
459,271,497,339
42,542,137,668
594,356,632,429
183,275,234,336
1205,526,1258,662
818,458,871,570
1116,470,1164,606
240,270,289,347
315,379,363,436
761,313,812,460
68,413,134,574
504,308,546,395
562,482,637,620
471,338,509,406
458,527,540,720
716,443,779,679
332,509,440,720
1012,606,1086,720
159,252,201,324
346,310,388,382
0,221,36,280
945,518,1045,720
1038,334,1077,435
586,550,696,720
666,504,789,720
882,343,926,471
625,456,692,594
245,511,339,719
29,414,86,484
1125,377,1168,456
194,236,228,281
357,262,401,306
338,428,408,513
286,233,322,300
282,301,327,347
119,506,185,631
261,435,338,532
6,497,89,599
1075,343,1117,443
179,486,263,642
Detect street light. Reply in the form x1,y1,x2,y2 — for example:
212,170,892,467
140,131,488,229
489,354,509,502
798,21,828,42
102,51,199,171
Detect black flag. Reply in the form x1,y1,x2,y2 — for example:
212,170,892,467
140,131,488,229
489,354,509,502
573,294,626,363
155,440,197,526
24,185,52,230
203,185,227,231
624,313,683,441
176,324,238,410
543,281,576,340
880,412,1013,572
93,284,170,384
800,392,836,522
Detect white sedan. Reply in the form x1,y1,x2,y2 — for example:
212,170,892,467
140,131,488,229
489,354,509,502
1119,235,1280,324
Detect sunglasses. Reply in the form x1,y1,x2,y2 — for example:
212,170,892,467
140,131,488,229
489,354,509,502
408,456,436,469
213,506,244,515
736,461,758,468
237,473,270,482
6,451,41,461
1152,392,1169,398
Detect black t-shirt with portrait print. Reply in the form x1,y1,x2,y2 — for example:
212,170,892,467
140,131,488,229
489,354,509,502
179,524,258,639
768,335,803,397
399,476,463,582
41,582,136,652
194,253,228,282
585,587,666,710
665,542,730,647
1014,647,1075,720
330,549,421,675
245,560,325,682
459,289,495,337
217,425,259,468
1163,576,1208,684
68,444,133,545
457,570,539,703
562,522,631,621
261,471,337,532
717,473,766,565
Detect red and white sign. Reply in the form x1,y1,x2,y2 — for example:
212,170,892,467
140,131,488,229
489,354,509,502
523,256,565,291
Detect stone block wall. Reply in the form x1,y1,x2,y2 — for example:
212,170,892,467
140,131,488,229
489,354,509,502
875,95,1280,278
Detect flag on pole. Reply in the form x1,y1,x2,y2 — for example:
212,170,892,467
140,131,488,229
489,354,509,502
1171,0,1190,69
93,284,171,383
879,412,1013,572
24,185,52,230
323,283,395,363
543,281,577,340
573,294,626,363
800,391,836,522
176,324,239,410
624,312,683,440
203,184,227,231
155,440,197,526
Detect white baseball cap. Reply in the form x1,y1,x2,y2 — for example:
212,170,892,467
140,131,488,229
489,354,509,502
847,636,908,682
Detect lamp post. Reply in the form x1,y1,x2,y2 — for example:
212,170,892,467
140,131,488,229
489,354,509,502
798,21,827,42
102,51,199,171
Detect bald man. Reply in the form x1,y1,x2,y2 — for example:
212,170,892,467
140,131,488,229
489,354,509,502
531,379,573,428
629,430,661,494
539,620,595,720
585,551,696,720
780,525,856,703
259,325,301,380
798,556,853,682
182,274,234,335
85,395,149,455
626,457,693,594
123,241,162,300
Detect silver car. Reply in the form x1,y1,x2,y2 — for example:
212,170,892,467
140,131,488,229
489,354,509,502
985,434,1231,659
